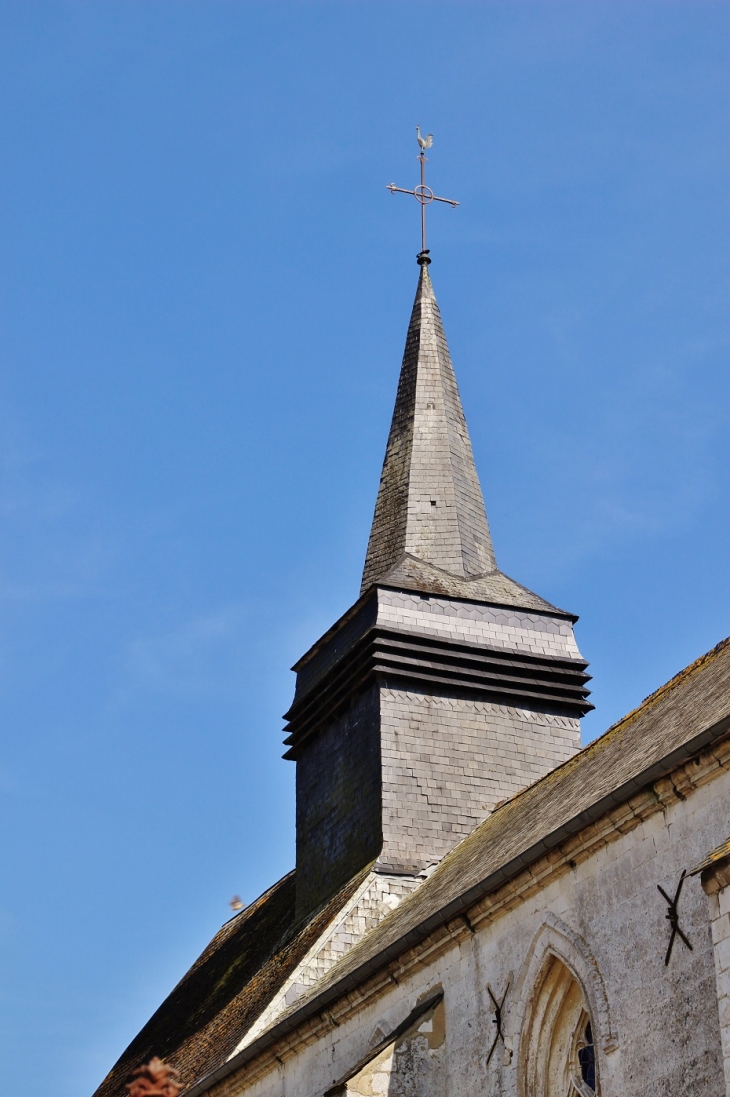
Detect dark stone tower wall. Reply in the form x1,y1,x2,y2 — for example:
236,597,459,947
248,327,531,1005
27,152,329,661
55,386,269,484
294,686,383,920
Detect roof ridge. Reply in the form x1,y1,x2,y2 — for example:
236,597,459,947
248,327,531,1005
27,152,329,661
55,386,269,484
602,633,730,735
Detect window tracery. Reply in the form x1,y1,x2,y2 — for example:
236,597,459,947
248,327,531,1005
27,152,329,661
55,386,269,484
519,954,599,1097
569,1015,595,1095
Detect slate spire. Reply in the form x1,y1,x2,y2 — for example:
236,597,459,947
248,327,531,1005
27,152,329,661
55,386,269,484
361,261,496,594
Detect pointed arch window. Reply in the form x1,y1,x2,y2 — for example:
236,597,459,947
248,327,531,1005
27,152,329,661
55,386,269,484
569,1015,595,1095
520,954,599,1097
575,1020,595,1091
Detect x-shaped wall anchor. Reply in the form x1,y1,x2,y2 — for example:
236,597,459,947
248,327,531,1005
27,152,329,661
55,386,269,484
657,870,693,966
486,981,510,1065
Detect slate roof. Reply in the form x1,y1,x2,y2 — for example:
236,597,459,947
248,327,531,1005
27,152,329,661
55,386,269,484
378,553,571,616
292,558,573,699
92,868,369,1097
361,263,497,594
189,634,730,1096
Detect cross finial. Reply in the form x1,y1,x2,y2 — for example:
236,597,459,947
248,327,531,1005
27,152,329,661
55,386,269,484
387,128,459,263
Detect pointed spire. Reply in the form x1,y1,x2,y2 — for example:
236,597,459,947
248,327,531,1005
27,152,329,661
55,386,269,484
361,263,496,595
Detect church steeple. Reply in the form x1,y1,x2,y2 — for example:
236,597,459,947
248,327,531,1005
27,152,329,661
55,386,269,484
287,152,592,920
362,261,496,594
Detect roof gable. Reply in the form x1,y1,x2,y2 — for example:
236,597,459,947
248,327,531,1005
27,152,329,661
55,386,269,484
93,869,368,1097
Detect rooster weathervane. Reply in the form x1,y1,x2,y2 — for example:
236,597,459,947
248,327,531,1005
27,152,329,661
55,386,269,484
387,126,459,263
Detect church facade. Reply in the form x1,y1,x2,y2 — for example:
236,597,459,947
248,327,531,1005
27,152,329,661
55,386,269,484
95,252,730,1097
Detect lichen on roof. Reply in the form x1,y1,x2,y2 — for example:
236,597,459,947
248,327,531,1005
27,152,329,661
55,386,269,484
217,631,730,1084
93,868,369,1097
100,633,730,1097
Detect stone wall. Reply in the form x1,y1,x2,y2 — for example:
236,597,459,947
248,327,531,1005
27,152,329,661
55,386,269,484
344,997,445,1097
218,757,730,1097
700,858,730,1095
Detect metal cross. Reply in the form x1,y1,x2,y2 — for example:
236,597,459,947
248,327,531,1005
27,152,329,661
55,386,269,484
387,127,459,261
657,870,693,965
486,980,510,1065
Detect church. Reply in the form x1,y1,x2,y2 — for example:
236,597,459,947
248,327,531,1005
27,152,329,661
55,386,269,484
95,162,730,1097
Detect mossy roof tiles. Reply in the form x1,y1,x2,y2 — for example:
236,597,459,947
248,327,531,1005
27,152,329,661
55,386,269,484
191,635,730,1096
93,868,368,1097
96,632,730,1097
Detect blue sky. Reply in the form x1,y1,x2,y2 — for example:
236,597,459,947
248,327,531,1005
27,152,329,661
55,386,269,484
0,3,729,1093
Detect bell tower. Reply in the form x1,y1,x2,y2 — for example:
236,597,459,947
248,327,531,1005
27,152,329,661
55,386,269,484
286,254,592,920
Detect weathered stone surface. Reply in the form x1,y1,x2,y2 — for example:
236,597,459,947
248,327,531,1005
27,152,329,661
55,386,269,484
209,766,730,1097
699,844,730,1094
342,997,445,1097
